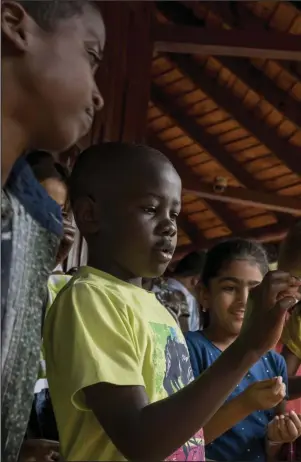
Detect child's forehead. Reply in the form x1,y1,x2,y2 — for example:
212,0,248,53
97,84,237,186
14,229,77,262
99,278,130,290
81,5,105,49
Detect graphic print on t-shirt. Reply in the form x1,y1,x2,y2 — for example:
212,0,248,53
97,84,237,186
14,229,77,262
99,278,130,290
150,323,205,462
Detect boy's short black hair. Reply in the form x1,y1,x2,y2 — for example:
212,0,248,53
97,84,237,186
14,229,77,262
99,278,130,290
69,142,173,206
20,0,89,31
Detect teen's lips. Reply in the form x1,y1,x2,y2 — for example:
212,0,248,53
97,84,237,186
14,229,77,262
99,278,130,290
153,239,175,263
230,308,245,320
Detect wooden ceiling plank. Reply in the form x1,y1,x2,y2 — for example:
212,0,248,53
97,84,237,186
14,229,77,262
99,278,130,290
183,183,301,216
175,221,292,254
169,53,301,176
217,56,301,130
177,214,210,248
154,24,301,61
148,134,301,214
150,84,294,226
151,83,264,190
149,134,248,232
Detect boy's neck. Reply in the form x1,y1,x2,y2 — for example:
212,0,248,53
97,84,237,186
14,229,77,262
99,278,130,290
87,256,143,288
2,116,28,185
203,325,238,352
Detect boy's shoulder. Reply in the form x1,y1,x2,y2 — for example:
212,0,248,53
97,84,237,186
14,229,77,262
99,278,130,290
51,266,168,321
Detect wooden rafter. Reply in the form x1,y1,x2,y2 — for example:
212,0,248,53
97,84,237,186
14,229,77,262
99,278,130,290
175,221,291,255
202,2,301,78
217,56,301,130
177,214,210,248
148,134,301,216
157,2,301,130
183,184,301,216
154,24,301,61
168,53,301,176
151,84,262,190
148,134,247,233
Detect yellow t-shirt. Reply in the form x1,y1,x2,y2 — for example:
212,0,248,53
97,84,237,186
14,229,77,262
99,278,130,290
282,303,301,360
43,266,205,462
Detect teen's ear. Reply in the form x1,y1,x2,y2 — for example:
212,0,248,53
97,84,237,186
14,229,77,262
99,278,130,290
2,1,32,52
72,196,101,236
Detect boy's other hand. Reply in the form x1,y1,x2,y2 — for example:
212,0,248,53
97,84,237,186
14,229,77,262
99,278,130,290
19,439,61,462
239,271,301,357
267,411,301,443
242,377,286,412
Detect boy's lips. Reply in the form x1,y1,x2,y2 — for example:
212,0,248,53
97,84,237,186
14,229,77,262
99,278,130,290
153,240,175,263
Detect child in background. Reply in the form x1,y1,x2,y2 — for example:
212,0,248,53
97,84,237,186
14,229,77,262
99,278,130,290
278,221,301,401
2,2,105,460
26,151,76,443
153,252,206,332
185,239,301,462
44,143,300,462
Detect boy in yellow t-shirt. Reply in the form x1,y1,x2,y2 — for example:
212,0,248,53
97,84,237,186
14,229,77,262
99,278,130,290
278,220,301,401
43,143,300,462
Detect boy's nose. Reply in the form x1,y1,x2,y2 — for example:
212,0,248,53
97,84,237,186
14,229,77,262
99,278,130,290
160,219,177,237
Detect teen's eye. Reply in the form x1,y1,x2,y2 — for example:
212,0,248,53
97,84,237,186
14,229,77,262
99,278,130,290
87,50,101,69
223,286,235,293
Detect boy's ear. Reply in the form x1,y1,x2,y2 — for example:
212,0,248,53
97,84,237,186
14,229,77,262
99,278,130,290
199,284,210,311
2,1,33,52
72,197,101,236
191,275,201,288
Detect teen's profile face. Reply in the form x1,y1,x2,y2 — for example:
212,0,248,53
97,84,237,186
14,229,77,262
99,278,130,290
3,3,105,153
205,260,263,336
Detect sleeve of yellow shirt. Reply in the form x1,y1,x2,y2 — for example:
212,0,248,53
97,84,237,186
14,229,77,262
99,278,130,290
44,280,145,411
281,304,301,361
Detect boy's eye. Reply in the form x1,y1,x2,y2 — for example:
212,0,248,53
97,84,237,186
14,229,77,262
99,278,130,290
143,206,156,214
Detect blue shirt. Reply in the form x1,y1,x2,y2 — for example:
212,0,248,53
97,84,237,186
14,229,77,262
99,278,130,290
185,331,288,462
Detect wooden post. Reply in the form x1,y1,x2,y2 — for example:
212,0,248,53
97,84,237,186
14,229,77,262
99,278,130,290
65,1,155,269
93,1,155,144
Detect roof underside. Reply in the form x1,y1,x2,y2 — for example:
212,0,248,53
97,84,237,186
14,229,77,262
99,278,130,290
147,1,301,255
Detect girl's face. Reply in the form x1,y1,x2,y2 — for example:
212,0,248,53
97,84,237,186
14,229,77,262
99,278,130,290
203,259,263,336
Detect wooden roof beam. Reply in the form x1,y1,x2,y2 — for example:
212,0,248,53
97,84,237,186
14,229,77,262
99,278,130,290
217,56,301,130
148,134,247,232
183,183,301,216
157,2,301,130
175,222,291,255
154,24,301,61
148,133,301,216
169,53,301,176
177,214,210,248
151,84,264,190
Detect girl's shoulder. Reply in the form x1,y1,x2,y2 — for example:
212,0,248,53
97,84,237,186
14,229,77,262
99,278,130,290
258,349,287,375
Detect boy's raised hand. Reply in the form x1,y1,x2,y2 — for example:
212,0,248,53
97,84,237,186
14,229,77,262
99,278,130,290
239,271,301,357
267,411,301,443
242,377,286,412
